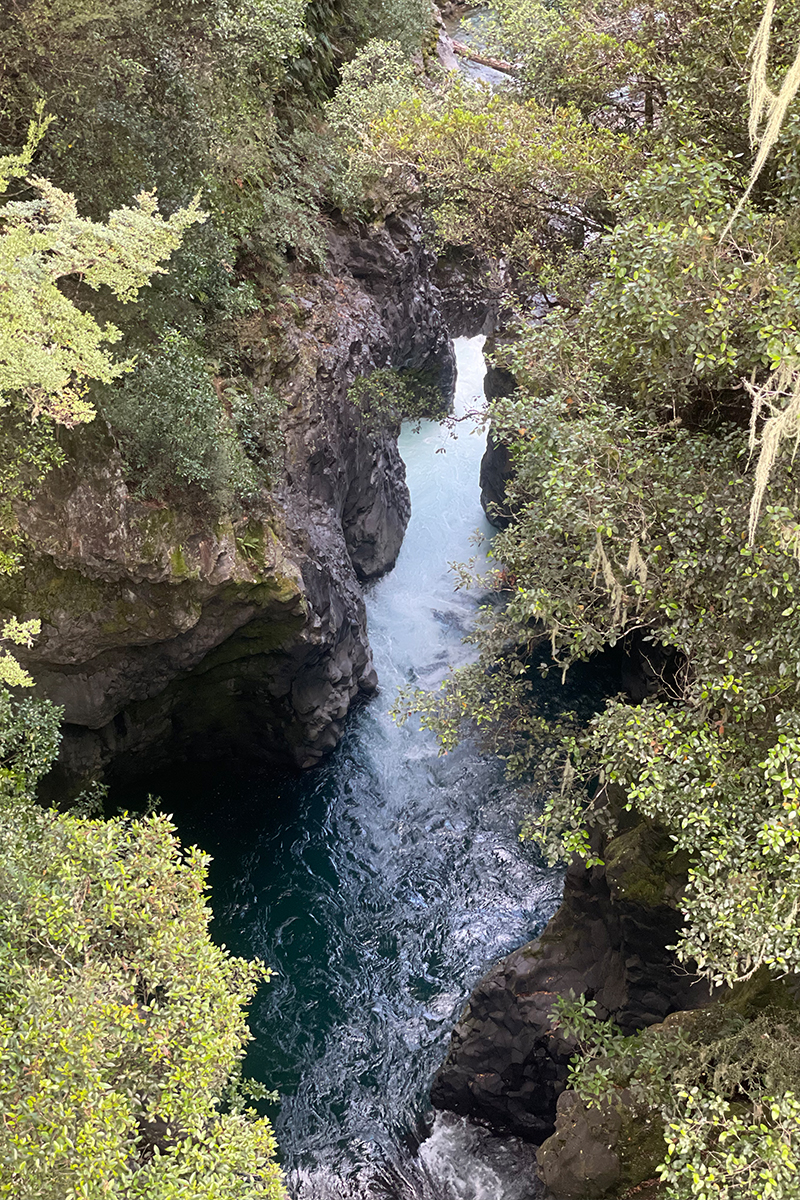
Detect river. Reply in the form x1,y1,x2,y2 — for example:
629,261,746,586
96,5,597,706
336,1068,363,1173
135,337,561,1197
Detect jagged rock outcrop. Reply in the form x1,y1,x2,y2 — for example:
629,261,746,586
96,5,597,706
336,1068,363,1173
479,427,514,529
10,216,455,784
478,342,517,527
432,248,503,338
430,820,713,1143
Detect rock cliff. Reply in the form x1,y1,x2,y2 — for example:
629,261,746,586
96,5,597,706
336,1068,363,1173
9,216,455,785
477,339,516,528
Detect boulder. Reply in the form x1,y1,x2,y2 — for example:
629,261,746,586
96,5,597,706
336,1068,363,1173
431,822,712,1142
537,1091,623,1199
537,1087,666,1200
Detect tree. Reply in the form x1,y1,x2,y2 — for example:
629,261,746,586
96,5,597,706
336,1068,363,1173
0,109,206,428
0,690,286,1200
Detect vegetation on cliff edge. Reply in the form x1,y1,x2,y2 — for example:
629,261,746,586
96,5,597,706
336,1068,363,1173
0,1,434,1194
363,2,800,1195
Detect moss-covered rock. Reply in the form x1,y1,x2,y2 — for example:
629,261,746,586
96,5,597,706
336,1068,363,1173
615,1103,666,1194
604,821,688,910
537,1090,624,1199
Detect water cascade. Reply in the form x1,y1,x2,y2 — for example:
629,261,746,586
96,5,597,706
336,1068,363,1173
145,338,560,1197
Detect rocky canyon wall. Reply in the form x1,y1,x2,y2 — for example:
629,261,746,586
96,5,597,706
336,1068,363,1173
9,216,454,786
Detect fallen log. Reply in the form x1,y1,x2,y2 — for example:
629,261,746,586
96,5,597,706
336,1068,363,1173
450,39,516,75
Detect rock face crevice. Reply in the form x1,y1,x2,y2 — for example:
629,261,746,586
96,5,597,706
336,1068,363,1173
10,216,455,784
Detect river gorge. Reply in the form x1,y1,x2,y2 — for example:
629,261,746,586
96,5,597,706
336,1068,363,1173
5,5,799,1199
120,337,560,1197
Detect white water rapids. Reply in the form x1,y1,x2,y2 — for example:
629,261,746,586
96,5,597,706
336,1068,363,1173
151,338,562,1197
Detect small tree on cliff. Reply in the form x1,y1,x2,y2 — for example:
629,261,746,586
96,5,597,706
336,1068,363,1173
0,109,205,669
0,107,206,429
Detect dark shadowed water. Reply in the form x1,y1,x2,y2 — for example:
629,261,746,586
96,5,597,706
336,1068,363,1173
126,338,561,1197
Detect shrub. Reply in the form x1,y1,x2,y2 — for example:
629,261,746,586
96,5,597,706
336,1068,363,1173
0,689,285,1200
99,331,260,506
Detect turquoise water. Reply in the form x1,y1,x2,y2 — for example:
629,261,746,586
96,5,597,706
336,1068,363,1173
134,338,560,1197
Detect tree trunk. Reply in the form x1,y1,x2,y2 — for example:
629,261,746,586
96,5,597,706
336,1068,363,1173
450,40,516,76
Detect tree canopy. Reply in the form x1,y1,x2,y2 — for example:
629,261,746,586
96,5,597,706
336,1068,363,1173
0,689,285,1200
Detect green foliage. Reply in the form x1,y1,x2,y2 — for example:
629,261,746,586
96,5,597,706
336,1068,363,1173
0,0,309,210
551,993,684,1109
227,379,286,482
591,168,800,404
0,688,284,1199
360,0,432,57
99,330,260,506
659,1089,800,1199
484,0,800,158
552,994,800,1199
0,691,63,801
0,114,206,427
0,617,40,688
355,82,643,258
577,697,800,985
0,400,64,576
501,150,800,414
348,365,445,432
325,39,418,215
484,0,661,122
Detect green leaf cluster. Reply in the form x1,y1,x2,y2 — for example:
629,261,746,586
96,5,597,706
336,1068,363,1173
0,689,284,1200
552,992,800,1199
344,79,643,259
99,330,261,507
484,0,800,157
0,112,206,428
348,365,446,432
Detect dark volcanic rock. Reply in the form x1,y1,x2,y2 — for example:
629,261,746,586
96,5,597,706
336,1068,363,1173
536,1082,667,1199
432,247,503,337
479,343,517,528
430,831,713,1142
537,1091,624,1199
10,216,454,784
479,428,514,529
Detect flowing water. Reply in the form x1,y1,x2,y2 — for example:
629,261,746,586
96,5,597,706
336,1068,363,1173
443,10,510,88
134,338,562,1197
